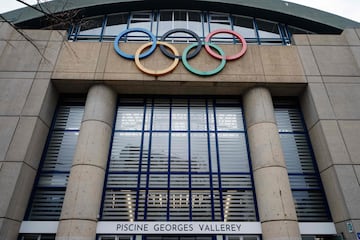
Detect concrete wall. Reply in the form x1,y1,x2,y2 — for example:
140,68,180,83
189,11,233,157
0,22,61,239
1,21,360,239
296,29,360,240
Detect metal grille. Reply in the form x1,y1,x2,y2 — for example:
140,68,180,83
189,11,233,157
102,97,257,222
274,99,331,222
26,98,84,220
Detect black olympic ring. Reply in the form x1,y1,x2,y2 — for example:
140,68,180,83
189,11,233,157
159,28,202,59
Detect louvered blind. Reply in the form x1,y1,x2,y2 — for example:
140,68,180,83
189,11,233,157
102,97,256,222
274,99,331,222
27,98,84,220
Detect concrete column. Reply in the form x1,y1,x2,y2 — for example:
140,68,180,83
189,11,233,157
56,84,116,240
243,87,301,240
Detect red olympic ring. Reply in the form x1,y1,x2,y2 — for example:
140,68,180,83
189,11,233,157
205,29,247,61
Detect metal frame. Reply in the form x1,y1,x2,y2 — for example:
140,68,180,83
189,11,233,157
273,98,332,222
68,10,294,45
101,96,258,225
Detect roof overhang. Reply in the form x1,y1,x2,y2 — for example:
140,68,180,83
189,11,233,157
2,0,360,33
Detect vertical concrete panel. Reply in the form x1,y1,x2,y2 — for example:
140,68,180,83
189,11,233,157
320,167,349,223
334,165,360,219
0,79,33,115
57,84,116,240
312,46,360,76
21,79,58,127
0,218,21,240
0,40,45,72
338,120,360,164
0,117,19,161
296,46,321,76
0,162,37,238
308,121,351,172
326,84,360,119
5,117,49,169
300,83,335,130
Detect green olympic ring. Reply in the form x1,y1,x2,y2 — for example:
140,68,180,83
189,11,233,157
182,42,226,76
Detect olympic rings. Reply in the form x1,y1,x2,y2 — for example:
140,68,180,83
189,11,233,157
113,28,247,76
135,41,180,76
205,29,247,60
114,28,157,60
182,42,226,76
160,28,202,59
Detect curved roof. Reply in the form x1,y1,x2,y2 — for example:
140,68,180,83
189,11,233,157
3,0,360,33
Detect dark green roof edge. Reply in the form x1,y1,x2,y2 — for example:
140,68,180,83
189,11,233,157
3,0,360,31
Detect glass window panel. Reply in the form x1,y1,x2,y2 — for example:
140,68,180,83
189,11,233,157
171,99,188,130
38,173,69,187
102,190,136,221
223,190,257,221
292,191,330,221
28,189,65,220
158,10,173,36
170,174,189,188
169,190,190,220
190,107,207,131
128,11,153,39
107,173,138,188
218,133,249,172
171,133,188,172
208,13,231,42
79,16,104,35
149,133,169,172
115,106,144,130
141,133,150,172
280,134,315,174
191,133,209,172
221,174,252,188
42,131,78,171
275,108,304,132
54,106,83,130
188,11,203,37
209,133,218,172
191,191,213,220
152,99,170,130
104,13,129,35
192,174,210,188
149,174,168,188
110,132,142,172
215,107,244,131
146,190,167,220
256,19,280,38
233,15,256,38
173,10,187,29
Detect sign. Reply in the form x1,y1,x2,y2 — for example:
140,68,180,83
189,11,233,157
357,232,360,240
96,221,262,235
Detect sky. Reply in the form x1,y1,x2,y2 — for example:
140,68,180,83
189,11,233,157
0,0,359,23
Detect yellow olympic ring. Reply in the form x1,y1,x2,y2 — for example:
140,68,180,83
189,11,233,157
134,41,180,76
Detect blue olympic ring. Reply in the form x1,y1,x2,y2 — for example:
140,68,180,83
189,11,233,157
114,28,157,60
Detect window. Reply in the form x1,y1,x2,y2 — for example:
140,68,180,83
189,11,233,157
18,234,55,240
101,97,257,222
25,97,85,220
274,99,331,222
67,10,306,45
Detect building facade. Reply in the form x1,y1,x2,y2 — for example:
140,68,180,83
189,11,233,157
0,0,360,240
